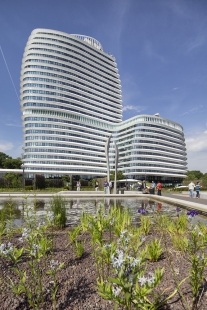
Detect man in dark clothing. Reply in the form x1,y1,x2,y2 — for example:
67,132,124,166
104,180,109,194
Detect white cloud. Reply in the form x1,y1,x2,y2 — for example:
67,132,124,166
0,141,14,152
185,131,207,173
186,131,207,153
123,105,144,113
5,123,22,127
180,105,203,116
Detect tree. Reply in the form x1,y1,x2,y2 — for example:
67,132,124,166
3,173,21,188
188,170,203,180
0,152,22,169
110,170,125,181
0,152,11,168
62,175,70,185
3,158,22,169
202,173,207,180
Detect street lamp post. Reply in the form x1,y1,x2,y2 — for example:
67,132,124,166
105,135,112,185
21,164,25,190
114,141,119,194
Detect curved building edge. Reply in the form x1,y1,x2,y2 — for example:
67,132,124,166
20,29,187,184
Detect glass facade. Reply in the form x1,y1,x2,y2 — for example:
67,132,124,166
20,29,187,180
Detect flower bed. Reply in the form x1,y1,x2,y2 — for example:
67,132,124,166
0,197,207,309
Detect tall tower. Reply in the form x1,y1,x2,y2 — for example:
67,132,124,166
20,29,122,176
20,28,187,183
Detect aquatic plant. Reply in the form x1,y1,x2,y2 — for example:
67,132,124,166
187,210,199,218
50,195,67,228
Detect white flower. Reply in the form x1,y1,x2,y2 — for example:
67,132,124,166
30,243,41,256
112,286,122,297
22,228,30,239
0,242,13,255
0,243,6,252
138,276,148,286
147,272,155,284
131,258,141,267
111,250,124,268
50,259,59,269
120,230,128,237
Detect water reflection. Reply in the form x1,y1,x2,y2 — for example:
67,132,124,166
157,203,162,212
0,197,206,227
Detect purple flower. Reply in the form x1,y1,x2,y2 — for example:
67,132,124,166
138,208,147,214
187,210,198,217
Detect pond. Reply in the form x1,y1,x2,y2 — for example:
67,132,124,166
0,197,206,227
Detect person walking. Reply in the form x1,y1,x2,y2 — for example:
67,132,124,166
104,179,109,194
95,181,99,191
157,181,162,196
151,181,156,194
109,180,112,194
77,180,81,191
195,181,202,199
188,181,195,198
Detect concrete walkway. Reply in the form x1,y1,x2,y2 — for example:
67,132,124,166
152,193,207,214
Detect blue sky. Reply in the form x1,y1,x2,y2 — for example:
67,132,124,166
0,0,207,172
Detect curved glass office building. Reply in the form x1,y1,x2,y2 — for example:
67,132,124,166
20,29,187,182
112,114,187,183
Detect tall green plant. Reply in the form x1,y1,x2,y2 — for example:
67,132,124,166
140,215,151,236
50,196,67,228
187,229,207,310
145,238,163,262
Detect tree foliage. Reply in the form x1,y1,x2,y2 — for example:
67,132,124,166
0,152,22,169
62,175,70,184
0,152,11,168
110,170,125,181
187,170,203,180
183,170,207,187
3,173,22,188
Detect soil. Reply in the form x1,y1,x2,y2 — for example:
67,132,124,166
0,228,207,310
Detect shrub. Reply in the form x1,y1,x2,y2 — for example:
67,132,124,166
24,185,33,190
45,179,63,188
